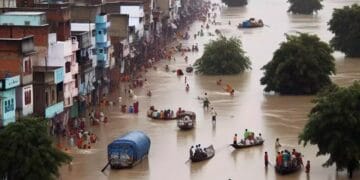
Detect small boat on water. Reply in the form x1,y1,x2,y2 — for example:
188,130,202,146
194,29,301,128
275,164,302,175
231,140,264,149
147,106,178,120
186,66,193,73
177,111,196,130
238,18,264,28
190,145,215,162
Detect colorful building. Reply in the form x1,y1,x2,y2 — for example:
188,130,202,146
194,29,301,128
0,75,21,127
0,36,36,117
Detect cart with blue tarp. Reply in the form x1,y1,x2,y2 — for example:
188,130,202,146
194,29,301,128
105,131,151,169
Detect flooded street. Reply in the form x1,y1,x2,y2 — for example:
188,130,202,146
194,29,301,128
60,0,360,179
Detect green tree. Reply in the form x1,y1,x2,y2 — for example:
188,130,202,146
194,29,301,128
0,118,71,180
260,33,335,95
299,82,360,178
287,0,323,14
194,36,251,75
329,4,360,57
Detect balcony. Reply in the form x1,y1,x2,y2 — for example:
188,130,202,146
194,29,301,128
96,14,108,23
71,62,79,75
45,101,64,118
96,34,108,43
72,37,79,52
96,22,111,29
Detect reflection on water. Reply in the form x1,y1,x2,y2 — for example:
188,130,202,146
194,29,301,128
60,0,360,179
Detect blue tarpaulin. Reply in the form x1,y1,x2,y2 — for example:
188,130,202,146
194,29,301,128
108,131,151,162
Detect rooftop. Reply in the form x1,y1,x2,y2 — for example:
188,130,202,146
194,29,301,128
71,23,95,32
3,11,45,16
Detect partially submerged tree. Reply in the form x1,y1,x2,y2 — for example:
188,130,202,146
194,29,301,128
194,36,251,75
329,4,360,57
260,33,335,95
299,82,360,178
0,118,72,180
288,0,323,14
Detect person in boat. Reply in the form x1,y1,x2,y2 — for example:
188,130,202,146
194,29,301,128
275,138,282,149
233,133,238,145
230,89,235,96
186,84,190,91
190,146,194,158
160,110,164,119
256,133,263,142
283,150,291,168
244,129,249,140
276,151,283,167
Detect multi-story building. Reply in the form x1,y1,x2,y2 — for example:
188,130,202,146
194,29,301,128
0,74,20,127
0,11,49,64
0,36,36,117
71,22,97,115
95,13,112,99
33,66,64,119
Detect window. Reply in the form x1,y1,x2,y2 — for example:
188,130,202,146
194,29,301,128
74,74,78,88
65,62,71,73
45,92,49,106
4,99,14,113
103,29,107,34
92,30,96,37
23,58,32,74
99,49,103,54
24,89,32,105
24,21,30,25
98,30,102,35
51,89,55,102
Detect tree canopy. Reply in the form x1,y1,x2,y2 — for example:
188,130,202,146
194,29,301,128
194,36,251,75
260,33,335,95
0,118,71,180
299,82,360,178
329,4,360,57
287,0,323,14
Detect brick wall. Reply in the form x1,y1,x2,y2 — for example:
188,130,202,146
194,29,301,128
0,26,49,47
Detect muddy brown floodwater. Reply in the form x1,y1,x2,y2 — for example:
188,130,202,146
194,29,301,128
59,0,360,179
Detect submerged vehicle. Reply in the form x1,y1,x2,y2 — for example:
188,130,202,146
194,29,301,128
177,111,196,130
107,131,151,169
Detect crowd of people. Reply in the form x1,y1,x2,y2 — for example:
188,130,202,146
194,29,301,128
276,149,304,170
147,106,176,119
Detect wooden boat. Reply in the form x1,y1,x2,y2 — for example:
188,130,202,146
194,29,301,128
147,107,178,120
238,18,264,29
275,164,302,175
177,111,196,130
222,0,247,7
231,140,264,149
190,145,215,162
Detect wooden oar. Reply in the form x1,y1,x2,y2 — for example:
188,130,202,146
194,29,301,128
101,162,110,172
